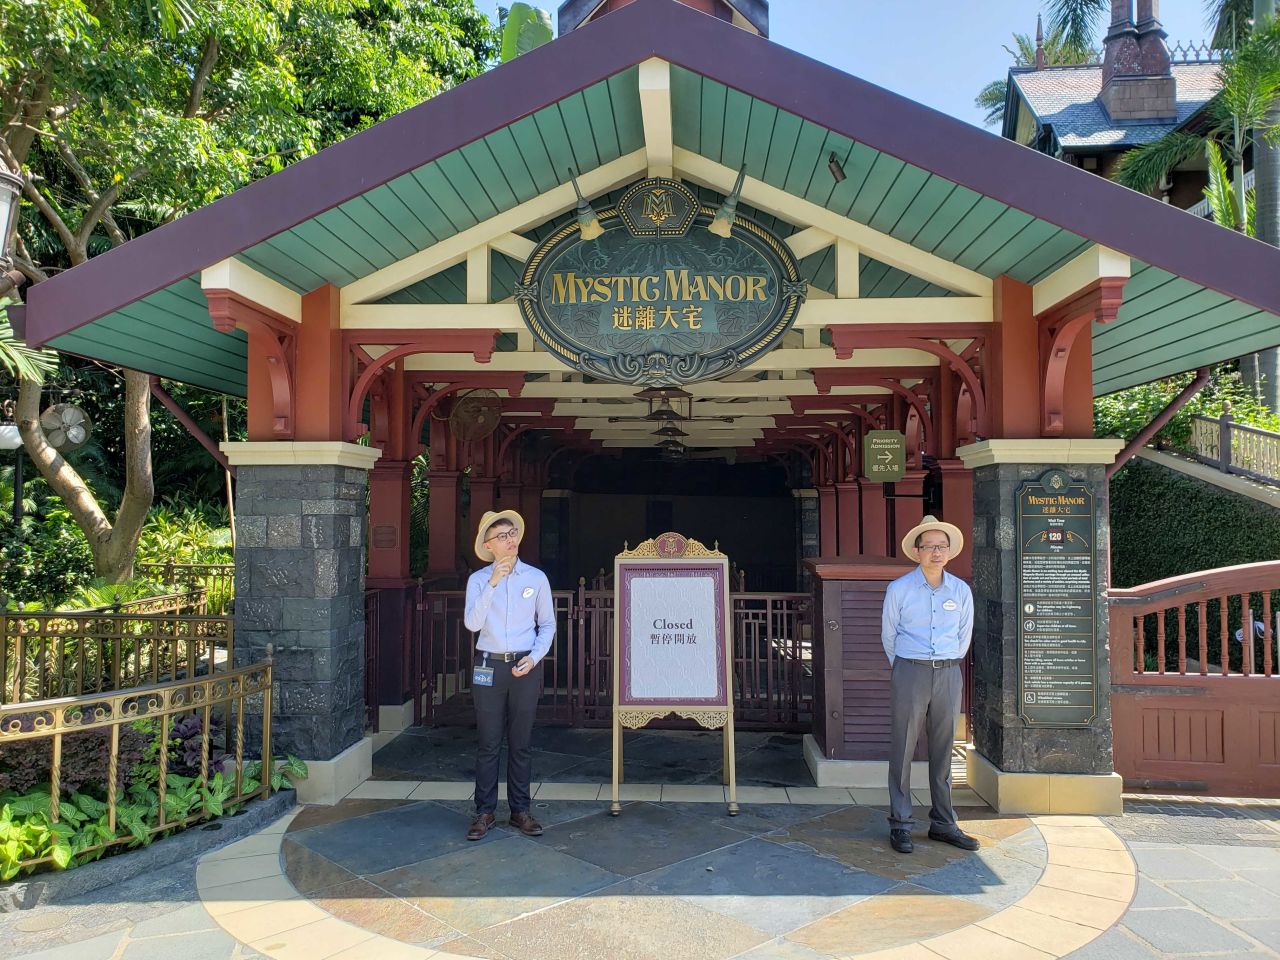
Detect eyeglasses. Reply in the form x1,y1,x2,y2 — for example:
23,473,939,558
917,544,950,554
484,530,519,544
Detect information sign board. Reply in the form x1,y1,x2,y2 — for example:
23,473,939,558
611,531,737,814
1016,469,1098,727
863,430,906,482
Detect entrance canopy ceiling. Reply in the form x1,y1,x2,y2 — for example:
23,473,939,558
23,0,1280,420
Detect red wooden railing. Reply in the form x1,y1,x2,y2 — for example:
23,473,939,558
1109,560,1280,797
411,583,812,730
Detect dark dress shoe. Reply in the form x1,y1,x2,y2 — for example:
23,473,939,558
466,812,495,840
509,811,544,836
928,826,980,851
890,829,913,854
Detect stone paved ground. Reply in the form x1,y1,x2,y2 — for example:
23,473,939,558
1065,800,1280,959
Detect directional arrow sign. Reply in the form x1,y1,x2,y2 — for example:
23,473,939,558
863,430,906,482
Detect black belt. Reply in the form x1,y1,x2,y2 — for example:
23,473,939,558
900,657,963,669
480,650,531,663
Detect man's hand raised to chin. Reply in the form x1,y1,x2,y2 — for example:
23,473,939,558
488,556,515,588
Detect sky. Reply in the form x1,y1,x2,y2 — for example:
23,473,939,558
476,0,1220,129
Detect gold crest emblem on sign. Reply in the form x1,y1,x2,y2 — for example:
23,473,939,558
1050,474,1065,490
643,188,675,226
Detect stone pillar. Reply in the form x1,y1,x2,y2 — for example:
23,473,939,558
224,441,382,804
794,489,819,592
835,482,860,556
816,485,837,556
426,471,461,576
958,439,1124,815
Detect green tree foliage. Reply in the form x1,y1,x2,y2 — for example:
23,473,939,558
498,4,553,63
975,24,1097,128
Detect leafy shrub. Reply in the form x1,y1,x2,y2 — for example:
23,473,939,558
136,500,233,567
0,509,95,608
1095,367,1280,452
0,721,150,795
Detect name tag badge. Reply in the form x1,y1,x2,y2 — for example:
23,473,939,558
522,587,535,599
473,665,495,687
943,599,959,611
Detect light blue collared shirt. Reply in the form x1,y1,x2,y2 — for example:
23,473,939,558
464,558,555,665
881,567,973,665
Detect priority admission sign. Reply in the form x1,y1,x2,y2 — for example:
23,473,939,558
863,430,906,482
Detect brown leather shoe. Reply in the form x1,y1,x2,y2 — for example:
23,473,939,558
466,812,495,840
509,811,544,836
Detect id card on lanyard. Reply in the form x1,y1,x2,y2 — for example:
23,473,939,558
473,653,495,688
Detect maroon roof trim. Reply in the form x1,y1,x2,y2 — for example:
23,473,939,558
25,0,1280,347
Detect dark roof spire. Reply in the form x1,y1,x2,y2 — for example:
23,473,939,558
1035,14,1046,69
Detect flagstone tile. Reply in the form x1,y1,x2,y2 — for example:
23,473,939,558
786,883,992,955
201,874,304,917
534,783,603,800
291,801,499,875
1037,863,1135,903
467,879,770,960
368,834,621,933
325,939,436,960
1035,825,1127,851
247,916,376,960
661,801,848,836
977,904,1102,955
287,799,418,834
1046,845,1134,875
346,781,420,800
407,782,475,801
1015,885,1128,930
787,787,856,805
733,937,840,960
434,935,516,959
529,801,749,876
310,878,455,943
282,838,358,895
848,789,892,805
765,807,971,882
956,812,1033,843
217,897,332,943
195,853,283,889
427,796,614,829
924,923,1054,960
662,784,727,802
910,846,1045,911
634,836,896,935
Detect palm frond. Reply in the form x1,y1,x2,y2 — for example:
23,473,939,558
1211,26,1280,137
0,307,58,382
1209,0,1253,50
1047,0,1105,58
1202,139,1247,231
1112,132,1205,192
975,81,1008,127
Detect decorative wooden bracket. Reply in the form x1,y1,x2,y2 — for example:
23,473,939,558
1037,277,1126,436
205,289,297,438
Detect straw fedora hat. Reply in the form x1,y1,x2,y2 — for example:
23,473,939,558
474,509,525,562
900,515,964,560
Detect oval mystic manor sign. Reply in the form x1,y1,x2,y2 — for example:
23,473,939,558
516,178,807,386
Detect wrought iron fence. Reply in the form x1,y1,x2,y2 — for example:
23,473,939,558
82,588,209,617
1190,413,1280,485
0,661,273,874
2,611,234,705
138,562,235,615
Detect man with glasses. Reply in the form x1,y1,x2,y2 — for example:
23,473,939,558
463,509,555,840
881,515,978,855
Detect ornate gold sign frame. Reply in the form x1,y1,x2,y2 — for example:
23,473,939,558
610,532,738,815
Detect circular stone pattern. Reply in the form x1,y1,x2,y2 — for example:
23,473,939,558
198,799,1135,960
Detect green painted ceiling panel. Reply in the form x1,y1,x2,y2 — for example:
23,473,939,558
411,164,476,234
458,141,521,215
846,153,906,225
698,77,728,162
929,196,1006,262
799,133,857,211
435,151,500,223
670,67,703,152
907,186,985,252
55,324,246,396
717,87,753,173
782,121,831,199
235,247,320,293
579,81,624,164
261,229,362,287
314,207,405,266
359,186,437,253
973,219,1064,278
868,165,932,236
742,98,780,186
763,110,805,188
606,68,645,155
887,177,957,243
556,92,606,173
1001,231,1091,285
376,174,448,247
953,207,1037,273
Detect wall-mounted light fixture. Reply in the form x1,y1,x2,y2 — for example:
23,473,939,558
569,169,604,240
708,165,747,238
828,152,846,183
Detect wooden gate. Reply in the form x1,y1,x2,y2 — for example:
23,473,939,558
1109,560,1280,797
411,583,812,730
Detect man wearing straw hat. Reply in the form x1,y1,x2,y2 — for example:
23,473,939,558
882,515,979,855
463,509,555,841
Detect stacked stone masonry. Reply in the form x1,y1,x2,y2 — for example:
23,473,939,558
234,464,369,761
969,462,1115,777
